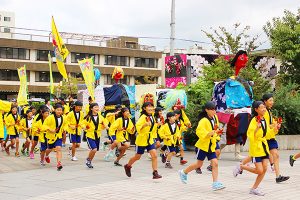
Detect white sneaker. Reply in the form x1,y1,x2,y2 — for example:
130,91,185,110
71,156,78,161
249,188,265,196
233,164,242,177
235,154,245,160
100,142,108,151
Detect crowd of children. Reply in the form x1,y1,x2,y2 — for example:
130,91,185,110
0,92,295,196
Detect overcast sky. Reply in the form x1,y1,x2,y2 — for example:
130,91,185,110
1,0,299,51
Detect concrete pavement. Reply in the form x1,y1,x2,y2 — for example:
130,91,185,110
0,138,299,200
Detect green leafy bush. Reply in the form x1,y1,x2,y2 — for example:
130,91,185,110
272,81,300,135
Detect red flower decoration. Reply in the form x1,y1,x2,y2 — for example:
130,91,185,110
256,116,261,123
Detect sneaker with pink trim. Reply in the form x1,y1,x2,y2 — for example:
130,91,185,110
30,152,34,159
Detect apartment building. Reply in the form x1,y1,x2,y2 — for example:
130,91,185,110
0,27,163,100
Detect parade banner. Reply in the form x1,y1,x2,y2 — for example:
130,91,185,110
165,54,187,88
17,65,28,106
51,16,69,80
78,58,95,100
48,53,54,94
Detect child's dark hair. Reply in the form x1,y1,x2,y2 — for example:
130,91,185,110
198,101,216,121
154,107,163,119
165,112,175,124
35,108,50,122
140,102,154,116
84,103,99,120
262,93,273,102
118,107,129,118
252,101,264,117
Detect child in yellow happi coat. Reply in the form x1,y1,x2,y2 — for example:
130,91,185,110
42,103,67,171
159,112,181,169
124,102,162,179
32,108,50,166
66,101,85,161
233,101,270,196
5,105,21,157
179,101,225,191
19,109,34,157
84,103,108,168
108,107,135,166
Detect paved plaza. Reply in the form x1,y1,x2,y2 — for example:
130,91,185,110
0,138,299,200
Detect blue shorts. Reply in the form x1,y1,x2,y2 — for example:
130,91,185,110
215,142,220,150
40,142,47,151
69,134,81,144
0,138,3,140
252,155,269,163
108,135,116,143
136,144,156,154
87,137,100,151
166,145,176,153
30,136,39,141
196,148,217,161
47,138,62,149
267,139,278,150
9,134,19,139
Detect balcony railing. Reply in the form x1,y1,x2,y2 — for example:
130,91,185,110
0,26,156,51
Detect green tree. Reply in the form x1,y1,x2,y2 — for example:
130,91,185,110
184,24,272,145
53,76,78,97
264,9,300,84
272,80,300,135
202,23,261,55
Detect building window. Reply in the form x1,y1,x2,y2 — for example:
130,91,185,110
104,75,128,85
36,50,54,61
105,55,129,66
4,17,11,22
3,27,10,33
125,42,137,49
134,58,157,68
70,73,84,81
0,69,20,81
71,53,99,64
35,72,62,83
0,47,30,60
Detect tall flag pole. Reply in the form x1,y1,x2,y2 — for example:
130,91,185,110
48,52,54,101
51,16,69,80
17,65,28,106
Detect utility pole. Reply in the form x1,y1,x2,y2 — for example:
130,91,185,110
170,0,175,56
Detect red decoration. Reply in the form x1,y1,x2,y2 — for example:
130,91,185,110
235,54,248,76
160,116,165,125
277,117,283,129
172,98,185,110
256,116,261,123
214,124,218,130
112,66,124,83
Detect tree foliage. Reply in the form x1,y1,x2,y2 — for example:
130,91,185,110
184,24,273,144
272,80,300,135
53,76,78,97
202,23,261,55
263,9,300,84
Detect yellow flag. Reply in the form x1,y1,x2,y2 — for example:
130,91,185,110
48,53,54,94
51,16,68,80
17,65,28,106
0,100,12,112
78,58,95,100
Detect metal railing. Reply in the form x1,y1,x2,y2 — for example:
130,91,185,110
0,26,156,51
